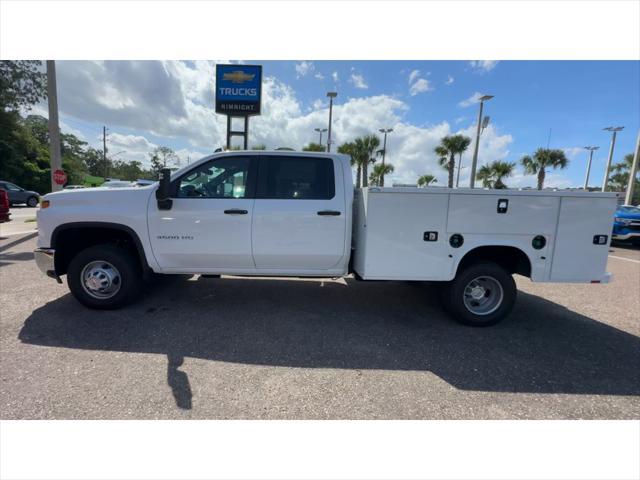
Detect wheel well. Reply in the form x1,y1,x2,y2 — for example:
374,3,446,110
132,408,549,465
457,246,532,278
52,224,149,276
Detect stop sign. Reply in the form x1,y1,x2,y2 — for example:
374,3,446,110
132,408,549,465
53,169,67,185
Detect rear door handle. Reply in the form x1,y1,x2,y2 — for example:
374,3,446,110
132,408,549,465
317,210,341,216
224,209,248,215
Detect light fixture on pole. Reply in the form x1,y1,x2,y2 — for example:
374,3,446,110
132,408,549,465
378,128,393,166
326,92,337,152
314,127,327,147
602,126,624,192
469,95,494,188
583,146,599,190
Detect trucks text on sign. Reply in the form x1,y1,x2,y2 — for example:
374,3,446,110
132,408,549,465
215,64,262,116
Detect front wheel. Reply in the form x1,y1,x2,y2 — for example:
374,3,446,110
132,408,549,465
67,244,142,309
27,196,39,207
441,262,516,327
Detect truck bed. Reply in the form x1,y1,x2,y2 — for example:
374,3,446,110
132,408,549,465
352,187,618,283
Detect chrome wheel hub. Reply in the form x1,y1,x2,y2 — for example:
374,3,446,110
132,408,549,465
463,276,504,316
81,261,121,299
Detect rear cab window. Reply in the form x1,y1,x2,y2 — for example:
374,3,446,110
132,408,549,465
258,156,335,199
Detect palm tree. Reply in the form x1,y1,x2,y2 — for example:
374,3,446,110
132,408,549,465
520,148,569,190
338,141,360,187
476,161,516,189
357,134,380,188
417,174,437,187
608,153,638,191
435,135,472,188
369,163,394,187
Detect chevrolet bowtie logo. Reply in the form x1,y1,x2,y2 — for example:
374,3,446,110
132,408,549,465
222,71,256,84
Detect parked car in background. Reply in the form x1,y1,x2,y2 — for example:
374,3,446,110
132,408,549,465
0,189,11,223
0,181,40,207
612,205,640,245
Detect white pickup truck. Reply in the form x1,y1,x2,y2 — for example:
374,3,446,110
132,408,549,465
35,150,617,326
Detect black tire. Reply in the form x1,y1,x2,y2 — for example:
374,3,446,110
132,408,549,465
442,261,516,327
67,244,142,309
26,196,38,207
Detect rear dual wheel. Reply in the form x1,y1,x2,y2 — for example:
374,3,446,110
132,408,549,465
441,262,517,327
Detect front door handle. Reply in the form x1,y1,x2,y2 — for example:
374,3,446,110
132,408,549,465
317,210,341,216
224,209,248,215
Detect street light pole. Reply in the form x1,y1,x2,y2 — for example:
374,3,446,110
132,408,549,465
326,92,337,152
583,146,599,190
314,127,327,147
469,95,494,188
46,60,63,192
602,126,624,192
378,128,393,167
625,130,640,205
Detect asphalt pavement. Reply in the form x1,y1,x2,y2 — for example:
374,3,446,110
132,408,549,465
1,233,638,419
0,206,39,236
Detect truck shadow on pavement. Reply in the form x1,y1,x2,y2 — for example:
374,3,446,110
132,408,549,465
19,276,640,410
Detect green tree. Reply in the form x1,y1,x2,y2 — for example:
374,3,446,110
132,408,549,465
476,161,516,189
520,148,569,190
608,152,640,203
251,144,267,150
302,142,326,152
435,134,472,188
369,163,394,187
338,141,360,187
0,61,47,111
417,175,437,187
149,146,180,176
356,134,380,188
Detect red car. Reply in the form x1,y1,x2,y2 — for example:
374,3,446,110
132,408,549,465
0,188,11,223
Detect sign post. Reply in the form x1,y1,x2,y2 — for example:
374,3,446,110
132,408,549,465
215,64,262,150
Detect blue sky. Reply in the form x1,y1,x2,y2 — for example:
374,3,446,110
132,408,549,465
40,60,639,188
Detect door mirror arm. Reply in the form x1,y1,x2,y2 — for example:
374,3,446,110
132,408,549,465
156,168,173,210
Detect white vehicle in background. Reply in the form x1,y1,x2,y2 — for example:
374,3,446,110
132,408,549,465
100,180,135,189
34,151,617,326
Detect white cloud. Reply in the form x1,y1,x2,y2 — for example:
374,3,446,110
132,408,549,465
314,72,324,80
445,75,455,85
295,61,314,78
349,73,368,89
458,92,484,107
332,71,339,82
562,146,586,160
407,69,433,96
409,78,433,96
469,60,499,72
408,69,421,85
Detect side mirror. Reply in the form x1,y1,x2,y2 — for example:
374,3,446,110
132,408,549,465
156,168,173,210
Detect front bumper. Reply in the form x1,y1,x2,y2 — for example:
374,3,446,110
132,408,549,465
612,232,640,241
34,248,61,283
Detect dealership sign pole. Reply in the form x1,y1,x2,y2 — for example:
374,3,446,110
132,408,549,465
216,65,262,150
46,60,64,191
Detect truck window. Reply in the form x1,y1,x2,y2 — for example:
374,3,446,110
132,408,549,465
260,156,335,200
177,156,250,198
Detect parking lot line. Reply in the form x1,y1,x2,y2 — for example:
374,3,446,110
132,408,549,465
608,255,640,264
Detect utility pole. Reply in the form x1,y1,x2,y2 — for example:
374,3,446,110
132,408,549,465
583,146,599,190
625,130,640,205
103,126,109,178
326,92,337,152
46,60,63,192
469,95,494,188
602,126,624,192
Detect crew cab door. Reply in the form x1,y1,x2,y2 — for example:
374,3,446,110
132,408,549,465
251,155,347,270
147,155,257,271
